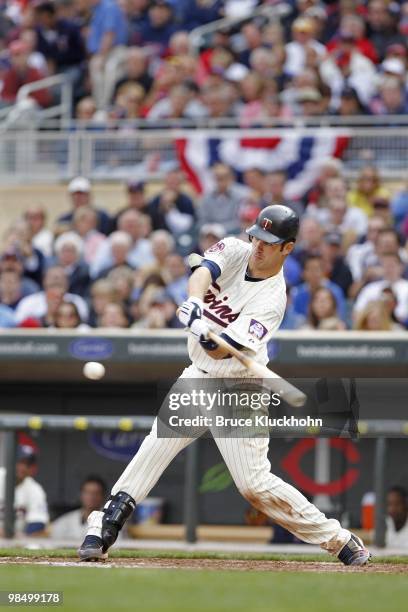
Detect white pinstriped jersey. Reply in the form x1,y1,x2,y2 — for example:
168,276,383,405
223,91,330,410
188,237,287,377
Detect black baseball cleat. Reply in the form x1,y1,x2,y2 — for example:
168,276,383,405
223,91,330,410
338,533,371,566
78,535,108,562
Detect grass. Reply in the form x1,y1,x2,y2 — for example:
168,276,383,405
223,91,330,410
1,565,408,612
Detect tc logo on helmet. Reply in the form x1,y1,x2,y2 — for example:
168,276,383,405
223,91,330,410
261,218,273,231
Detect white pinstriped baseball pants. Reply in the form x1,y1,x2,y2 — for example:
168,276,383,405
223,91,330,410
93,365,351,555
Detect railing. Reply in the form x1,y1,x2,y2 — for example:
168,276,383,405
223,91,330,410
189,0,291,51
0,74,73,133
0,126,407,184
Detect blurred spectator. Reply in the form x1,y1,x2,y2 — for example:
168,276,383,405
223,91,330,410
3,220,46,287
24,206,53,258
290,254,346,320
114,181,148,225
15,265,88,326
132,285,179,329
353,253,408,325
107,266,135,311
50,476,107,539
147,81,207,122
181,0,224,31
52,231,90,296
284,17,326,77
112,47,153,102
319,30,377,106
0,249,39,297
136,229,175,282
161,253,188,304
292,216,324,266
366,0,405,61
147,168,196,235
33,2,86,88
320,231,353,297
0,444,49,536
72,206,106,264
354,299,402,331
0,40,51,108
313,195,368,245
260,170,303,217
197,223,225,255
99,301,129,327
95,231,134,278
57,177,112,235
85,0,128,109
0,269,26,310
349,228,406,295
334,85,366,116
302,286,346,331
88,279,119,327
198,163,250,234
53,300,90,330
326,14,378,63
91,210,153,277
126,0,149,46
304,157,344,208
347,165,390,217
346,216,387,282
385,486,408,548
138,0,179,54
371,76,408,115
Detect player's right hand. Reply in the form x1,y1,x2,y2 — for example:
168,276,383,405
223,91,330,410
177,297,204,328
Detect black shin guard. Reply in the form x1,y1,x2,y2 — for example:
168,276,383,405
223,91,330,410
101,491,136,550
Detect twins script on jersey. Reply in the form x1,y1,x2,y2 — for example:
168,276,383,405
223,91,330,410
188,237,287,377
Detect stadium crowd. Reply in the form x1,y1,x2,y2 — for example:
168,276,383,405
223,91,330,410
0,0,407,332
0,0,407,119
0,161,407,332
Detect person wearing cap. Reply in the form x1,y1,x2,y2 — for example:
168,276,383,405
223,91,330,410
57,177,113,235
320,231,353,296
0,39,52,108
284,17,325,77
0,445,49,536
79,204,371,567
113,181,148,228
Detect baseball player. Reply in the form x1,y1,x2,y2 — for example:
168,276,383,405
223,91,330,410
79,205,370,566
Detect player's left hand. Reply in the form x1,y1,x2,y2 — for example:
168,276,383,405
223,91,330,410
178,297,204,328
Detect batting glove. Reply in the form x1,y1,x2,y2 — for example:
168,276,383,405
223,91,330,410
178,297,204,328
190,318,210,340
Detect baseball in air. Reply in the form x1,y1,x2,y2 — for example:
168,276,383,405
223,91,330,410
83,361,105,380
